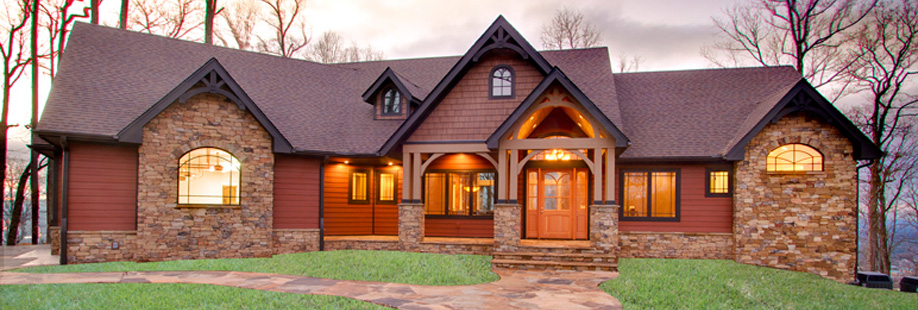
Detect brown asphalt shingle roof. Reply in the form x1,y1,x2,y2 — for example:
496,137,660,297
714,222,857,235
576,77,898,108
38,22,804,158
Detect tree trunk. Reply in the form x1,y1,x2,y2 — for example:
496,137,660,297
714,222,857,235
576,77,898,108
120,0,129,29
866,162,882,271
205,0,216,44
30,0,40,245
91,0,100,24
6,165,31,245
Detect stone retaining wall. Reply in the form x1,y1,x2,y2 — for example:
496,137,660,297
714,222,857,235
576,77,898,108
619,231,734,259
734,113,857,282
272,229,320,255
324,239,399,251
419,241,492,255
66,230,136,263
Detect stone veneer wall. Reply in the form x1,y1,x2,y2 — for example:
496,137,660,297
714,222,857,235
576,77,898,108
398,203,424,251
734,114,857,282
493,204,522,252
66,231,136,263
273,229,320,255
619,232,734,259
325,240,399,251
589,205,620,255
135,93,275,261
49,226,61,255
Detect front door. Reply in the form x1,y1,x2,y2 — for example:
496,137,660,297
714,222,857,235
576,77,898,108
526,168,589,239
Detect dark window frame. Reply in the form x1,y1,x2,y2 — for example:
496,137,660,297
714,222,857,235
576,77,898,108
422,169,497,219
176,147,242,206
348,169,371,204
766,143,825,173
705,167,732,198
489,65,515,99
376,169,398,205
619,168,681,222
381,88,402,116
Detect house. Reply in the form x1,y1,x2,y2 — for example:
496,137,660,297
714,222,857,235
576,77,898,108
34,17,880,282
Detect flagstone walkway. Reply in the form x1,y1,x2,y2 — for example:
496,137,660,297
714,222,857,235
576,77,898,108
0,268,621,309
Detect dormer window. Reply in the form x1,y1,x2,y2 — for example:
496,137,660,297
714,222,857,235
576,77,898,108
382,88,401,115
490,66,514,99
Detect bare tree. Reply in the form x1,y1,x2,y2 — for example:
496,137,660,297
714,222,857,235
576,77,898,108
704,0,877,99
215,0,260,50
130,0,204,40
120,0,129,29
845,0,918,274
39,0,90,79
1,0,32,230
204,0,221,44
615,51,644,73
306,30,384,63
540,7,603,50
256,0,308,58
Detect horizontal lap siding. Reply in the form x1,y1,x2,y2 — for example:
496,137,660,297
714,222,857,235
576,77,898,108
425,218,494,238
618,163,732,233
273,155,321,229
324,164,402,236
373,166,401,236
68,142,137,231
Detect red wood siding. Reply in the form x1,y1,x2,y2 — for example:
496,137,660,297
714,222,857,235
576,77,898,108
425,218,493,238
617,163,733,233
67,142,137,231
408,50,544,142
273,155,321,229
373,166,401,235
323,163,401,235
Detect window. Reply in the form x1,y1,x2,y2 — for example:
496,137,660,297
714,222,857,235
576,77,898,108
621,170,679,220
706,168,730,197
767,144,823,172
382,88,401,115
349,169,370,204
490,66,514,98
178,148,240,205
424,171,495,216
377,171,397,204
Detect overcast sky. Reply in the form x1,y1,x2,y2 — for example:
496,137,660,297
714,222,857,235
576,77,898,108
8,0,736,156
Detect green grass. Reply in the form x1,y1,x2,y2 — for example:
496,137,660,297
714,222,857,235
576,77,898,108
1,283,386,310
20,250,499,285
601,258,915,309
4,250,497,309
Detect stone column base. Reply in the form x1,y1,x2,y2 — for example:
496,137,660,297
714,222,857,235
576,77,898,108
589,205,620,254
494,203,522,252
398,203,425,251
49,226,61,255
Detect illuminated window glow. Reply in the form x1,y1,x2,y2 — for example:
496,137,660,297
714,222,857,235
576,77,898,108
378,172,395,202
178,148,240,205
767,144,823,172
622,171,677,219
424,171,495,216
350,171,368,202
709,170,729,194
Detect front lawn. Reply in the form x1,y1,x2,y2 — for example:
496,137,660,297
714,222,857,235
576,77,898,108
20,250,498,285
3,250,498,310
602,258,914,309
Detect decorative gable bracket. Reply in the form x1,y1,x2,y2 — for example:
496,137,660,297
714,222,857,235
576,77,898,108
115,58,293,153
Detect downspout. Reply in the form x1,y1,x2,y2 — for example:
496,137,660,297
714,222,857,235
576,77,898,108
59,137,69,265
319,155,328,251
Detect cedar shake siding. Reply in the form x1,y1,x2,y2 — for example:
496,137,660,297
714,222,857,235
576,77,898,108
616,163,733,234
273,155,321,229
323,163,402,235
408,50,543,142
67,142,138,231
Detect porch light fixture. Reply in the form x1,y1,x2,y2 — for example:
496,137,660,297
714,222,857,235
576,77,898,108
544,149,571,161
388,162,393,166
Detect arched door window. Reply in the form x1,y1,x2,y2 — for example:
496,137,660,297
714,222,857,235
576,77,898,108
178,148,241,205
766,144,823,172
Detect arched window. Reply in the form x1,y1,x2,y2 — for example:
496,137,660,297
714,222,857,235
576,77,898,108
178,148,241,205
382,88,400,115
766,144,823,172
490,66,514,98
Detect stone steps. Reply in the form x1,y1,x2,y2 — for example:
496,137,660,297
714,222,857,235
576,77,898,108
491,250,618,271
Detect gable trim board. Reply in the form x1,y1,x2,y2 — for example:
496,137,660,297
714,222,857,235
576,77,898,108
486,67,629,149
723,80,881,160
115,58,294,153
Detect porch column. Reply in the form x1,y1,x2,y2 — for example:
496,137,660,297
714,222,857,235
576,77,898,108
508,149,518,203
589,204,620,254
398,203,425,251
497,148,507,202
593,148,603,204
605,148,615,204
493,203,522,252
412,152,422,202
402,151,412,202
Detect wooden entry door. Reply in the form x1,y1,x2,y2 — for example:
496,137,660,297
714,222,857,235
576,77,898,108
526,168,589,239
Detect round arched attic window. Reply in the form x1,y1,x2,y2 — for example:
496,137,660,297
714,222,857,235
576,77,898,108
490,66,514,98
382,88,401,115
